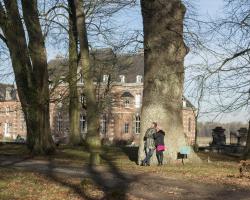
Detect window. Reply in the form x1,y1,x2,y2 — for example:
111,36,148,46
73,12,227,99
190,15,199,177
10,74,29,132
103,75,109,82
135,115,140,134
119,75,125,83
80,93,85,104
5,107,10,115
124,123,129,133
100,114,107,134
188,118,191,132
136,75,142,83
20,112,26,131
183,98,187,107
135,94,141,108
57,112,63,132
80,114,86,134
4,123,11,137
79,71,84,84
124,99,130,108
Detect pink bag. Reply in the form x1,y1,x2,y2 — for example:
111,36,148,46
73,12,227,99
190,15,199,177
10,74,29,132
157,145,165,151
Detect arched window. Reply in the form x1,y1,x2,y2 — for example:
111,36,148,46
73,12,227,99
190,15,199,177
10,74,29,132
79,71,84,84
100,114,107,134
188,118,191,132
135,115,140,134
80,114,86,133
57,112,63,132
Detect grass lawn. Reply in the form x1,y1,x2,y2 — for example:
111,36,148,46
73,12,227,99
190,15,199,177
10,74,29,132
0,144,250,199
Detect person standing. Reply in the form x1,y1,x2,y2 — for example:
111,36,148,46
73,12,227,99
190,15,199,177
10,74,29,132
141,122,157,166
154,125,165,166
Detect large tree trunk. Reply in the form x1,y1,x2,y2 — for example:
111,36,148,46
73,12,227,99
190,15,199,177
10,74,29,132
68,0,81,145
139,0,199,163
243,120,250,159
74,0,101,165
0,0,54,154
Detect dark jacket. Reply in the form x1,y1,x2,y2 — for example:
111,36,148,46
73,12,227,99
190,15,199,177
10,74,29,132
154,130,165,147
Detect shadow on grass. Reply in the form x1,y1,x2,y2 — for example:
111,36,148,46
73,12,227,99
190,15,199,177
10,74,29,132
42,147,140,200
118,146,139,164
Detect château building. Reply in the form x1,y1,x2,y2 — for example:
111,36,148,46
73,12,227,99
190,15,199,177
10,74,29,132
0,50,196,145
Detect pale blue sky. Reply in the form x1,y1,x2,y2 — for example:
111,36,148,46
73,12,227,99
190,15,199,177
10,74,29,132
1,0,249,123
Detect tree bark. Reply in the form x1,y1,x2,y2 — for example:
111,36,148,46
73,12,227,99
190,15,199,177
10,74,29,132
139,0,199,163
68,0,81,145
74,0,101,165
0,0,54,154
243,120,250,159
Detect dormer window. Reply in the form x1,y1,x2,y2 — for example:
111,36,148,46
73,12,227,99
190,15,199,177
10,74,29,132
121,91,134,108
124,99,130,108
119,75,125,83
136,75,142,83
103,74,109,82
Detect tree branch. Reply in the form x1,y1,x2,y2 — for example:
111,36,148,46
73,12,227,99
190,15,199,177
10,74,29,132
221,48,250,66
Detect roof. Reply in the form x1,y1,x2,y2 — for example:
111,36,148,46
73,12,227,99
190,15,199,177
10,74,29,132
48,49,144,83
121,91,134,98
47,49,195,109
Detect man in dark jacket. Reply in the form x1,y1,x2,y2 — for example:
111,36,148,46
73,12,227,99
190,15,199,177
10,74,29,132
154,125,165,166
141,122,157,166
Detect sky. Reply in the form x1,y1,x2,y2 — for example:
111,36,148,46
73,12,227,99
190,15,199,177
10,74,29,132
0,0,249,123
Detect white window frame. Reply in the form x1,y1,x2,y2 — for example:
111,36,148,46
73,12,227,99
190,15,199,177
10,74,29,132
80,114,86,134
135,94,141,108
124,123,129,133
188,118,191,132
57,112,63,132
124,99,130,108
100,114,107,134
119,75,125,83
103,75,109,82
135,115,140,134
4,122,11,137
5,107,10,115
136,75,142,83
79,71,84,84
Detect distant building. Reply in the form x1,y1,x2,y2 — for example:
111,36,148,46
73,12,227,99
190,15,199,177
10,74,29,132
0,50,196,144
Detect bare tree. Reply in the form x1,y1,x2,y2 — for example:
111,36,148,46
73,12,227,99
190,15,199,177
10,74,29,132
0,0,55,154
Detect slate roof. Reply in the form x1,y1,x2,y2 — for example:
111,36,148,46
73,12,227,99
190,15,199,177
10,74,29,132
47,48,195,109
121,91,134,98
48,49,144,83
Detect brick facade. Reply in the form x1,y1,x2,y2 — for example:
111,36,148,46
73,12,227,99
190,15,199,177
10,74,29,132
0,52,196,144
0,81,196,145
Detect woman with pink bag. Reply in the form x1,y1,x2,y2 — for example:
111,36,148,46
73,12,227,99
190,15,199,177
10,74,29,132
154,125,166,166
